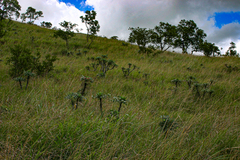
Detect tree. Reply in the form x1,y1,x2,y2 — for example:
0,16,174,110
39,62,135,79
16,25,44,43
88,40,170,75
151,22,178,52
80,10,100,42
191,29,207,54
226,42,239,57
53,21,77,49
199,40,220,57
0,0,21,21
174,19,199,54
41,21,52,28
128,27,152,53
0,0,21,38
21,6,43,24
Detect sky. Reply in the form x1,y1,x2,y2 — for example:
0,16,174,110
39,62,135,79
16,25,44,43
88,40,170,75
17,0,240,55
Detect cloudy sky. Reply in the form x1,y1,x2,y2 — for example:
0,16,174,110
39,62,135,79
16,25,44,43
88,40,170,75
17,0,240,55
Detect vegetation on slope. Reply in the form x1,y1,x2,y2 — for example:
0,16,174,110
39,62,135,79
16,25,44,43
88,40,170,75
0,21,239,159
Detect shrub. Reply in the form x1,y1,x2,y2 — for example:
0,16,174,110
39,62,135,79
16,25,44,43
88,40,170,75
86,55,117,77
6,45,34,77
122,63,139,77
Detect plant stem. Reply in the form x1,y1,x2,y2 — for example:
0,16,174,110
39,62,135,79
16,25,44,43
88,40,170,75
25,76,30,89
118,103,122,113
100,98,103,116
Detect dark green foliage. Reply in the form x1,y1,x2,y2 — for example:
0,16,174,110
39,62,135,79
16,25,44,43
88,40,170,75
225,64,239,73
128,27,152,53
199,41,220,57
32,53,57,76
0,0,21,21
159,115,177,133
110,36,118,40
80,10,100,48
122,63,139,77
20,7,43,24
226,42,239,57
191,29,207,54
151,22,178,52
54,21,77,49
6,45,34,77
40,21,52,28
86,55,117,77
6,45,57,77
174,19,204,54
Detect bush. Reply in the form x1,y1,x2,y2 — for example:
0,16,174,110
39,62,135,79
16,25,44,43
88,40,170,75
6,45,34,77
6,45,57,77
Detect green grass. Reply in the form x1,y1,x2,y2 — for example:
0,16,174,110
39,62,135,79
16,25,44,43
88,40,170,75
0,21,239,159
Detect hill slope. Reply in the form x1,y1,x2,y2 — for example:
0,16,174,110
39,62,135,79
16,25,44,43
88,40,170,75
0,21,239,159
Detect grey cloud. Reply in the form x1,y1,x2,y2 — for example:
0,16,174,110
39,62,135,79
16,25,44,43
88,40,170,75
86,0,240,53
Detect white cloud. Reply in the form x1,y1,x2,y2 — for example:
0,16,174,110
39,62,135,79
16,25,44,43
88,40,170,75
16,0,240,54
86,0,240,54
18,0,86,32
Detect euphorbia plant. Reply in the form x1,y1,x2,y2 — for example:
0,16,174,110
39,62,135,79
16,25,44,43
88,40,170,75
186,76,196,88
79,75,93,95
122,63,139,77
85,55,117,77
23,70,35,89
66,92,85,110
14,77,25,89
171,79,181,88
113,96,127,113
92,92,107,116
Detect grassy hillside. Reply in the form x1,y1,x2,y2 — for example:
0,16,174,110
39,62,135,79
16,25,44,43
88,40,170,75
0,21,239,159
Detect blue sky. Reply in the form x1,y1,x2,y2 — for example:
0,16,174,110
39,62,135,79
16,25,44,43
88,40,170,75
211,11,240,29
59,0,94,11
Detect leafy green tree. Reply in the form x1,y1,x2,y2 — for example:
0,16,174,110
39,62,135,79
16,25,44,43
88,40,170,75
6,45,57,77
199,41,220,57
0,0,21,21
6,45,34,77
174,19,199,54
53,21,77,49
21,6,43,24
128,27,152,53
0,0,21,38
80,10,100,43
151,22,178,52
191,29,207,54
40,21,52,28
226,42,239,57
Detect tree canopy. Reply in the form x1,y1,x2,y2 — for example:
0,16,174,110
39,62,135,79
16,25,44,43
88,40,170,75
0,0,21,21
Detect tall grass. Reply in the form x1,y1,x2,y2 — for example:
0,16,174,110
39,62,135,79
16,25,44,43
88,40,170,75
0,21,239,159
